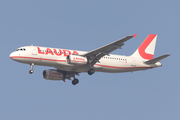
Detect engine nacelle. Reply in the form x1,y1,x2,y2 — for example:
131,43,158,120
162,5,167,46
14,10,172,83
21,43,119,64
66,55,88,65
43,69,64,80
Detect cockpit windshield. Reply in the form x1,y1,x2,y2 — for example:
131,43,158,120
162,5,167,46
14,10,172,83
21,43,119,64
16,48,26,51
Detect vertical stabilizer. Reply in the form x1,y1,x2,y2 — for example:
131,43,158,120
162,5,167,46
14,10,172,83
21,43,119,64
130,34,157,60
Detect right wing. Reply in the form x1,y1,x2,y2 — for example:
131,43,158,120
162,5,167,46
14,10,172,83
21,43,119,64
82,34,137,66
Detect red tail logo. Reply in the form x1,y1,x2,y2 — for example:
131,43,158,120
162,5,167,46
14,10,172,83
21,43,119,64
138,34,156,60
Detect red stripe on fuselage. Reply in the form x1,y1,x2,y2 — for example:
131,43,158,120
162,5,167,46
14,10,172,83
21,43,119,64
95,64,153,69
10,56,66,62
10,56,153,69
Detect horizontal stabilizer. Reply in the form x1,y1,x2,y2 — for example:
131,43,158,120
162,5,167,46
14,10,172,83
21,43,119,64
144,54,170,64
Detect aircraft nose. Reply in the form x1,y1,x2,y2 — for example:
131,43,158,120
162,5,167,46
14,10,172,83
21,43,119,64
10,52,16,60
10,51,24,62
10,52,13,58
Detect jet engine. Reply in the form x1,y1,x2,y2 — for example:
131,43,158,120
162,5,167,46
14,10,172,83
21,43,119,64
66,55,88,65
43,69,64,80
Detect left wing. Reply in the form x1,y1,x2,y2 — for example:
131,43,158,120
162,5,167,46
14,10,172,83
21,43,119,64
82,34,137,66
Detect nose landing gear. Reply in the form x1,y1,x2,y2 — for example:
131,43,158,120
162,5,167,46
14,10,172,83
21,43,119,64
29,63,34,74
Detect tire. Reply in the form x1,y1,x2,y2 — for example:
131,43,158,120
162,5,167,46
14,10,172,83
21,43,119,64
72,79,79,85
29,70,33,74
88,69,95,75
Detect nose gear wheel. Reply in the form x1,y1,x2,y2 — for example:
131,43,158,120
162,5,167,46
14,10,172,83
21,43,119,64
29,63,34,74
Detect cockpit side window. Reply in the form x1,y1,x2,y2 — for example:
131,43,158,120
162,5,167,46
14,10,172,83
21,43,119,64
16,48,26,51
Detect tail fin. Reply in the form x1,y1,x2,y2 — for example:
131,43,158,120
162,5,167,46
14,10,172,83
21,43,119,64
130,34,157,60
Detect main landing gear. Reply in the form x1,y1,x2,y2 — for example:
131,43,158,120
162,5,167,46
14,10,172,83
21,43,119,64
71,68,95,85
70,73,79,85
88,68,95,75
72,78,79,85
29,63,34,74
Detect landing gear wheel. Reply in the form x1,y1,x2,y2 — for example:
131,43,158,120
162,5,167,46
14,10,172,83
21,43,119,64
29,70,34,74
29,63,34,74
88,69,95,75
72,79,79,85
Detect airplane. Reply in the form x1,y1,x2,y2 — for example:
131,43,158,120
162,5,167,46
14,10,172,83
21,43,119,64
10,34,170,85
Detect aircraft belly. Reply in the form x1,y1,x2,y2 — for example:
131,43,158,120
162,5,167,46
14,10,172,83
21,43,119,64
95,67,130,73
55,65,88,73
12,58,25,64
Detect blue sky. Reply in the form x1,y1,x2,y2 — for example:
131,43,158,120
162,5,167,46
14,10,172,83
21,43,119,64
0,0,179,120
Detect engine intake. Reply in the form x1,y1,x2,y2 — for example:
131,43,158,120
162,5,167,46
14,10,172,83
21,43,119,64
43,69,64,80
66,55,88,65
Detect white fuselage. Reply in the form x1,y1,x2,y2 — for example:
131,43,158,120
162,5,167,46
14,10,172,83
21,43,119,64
10,46,161,73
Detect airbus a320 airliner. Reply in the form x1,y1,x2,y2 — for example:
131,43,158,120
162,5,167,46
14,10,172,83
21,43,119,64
10,34,170,85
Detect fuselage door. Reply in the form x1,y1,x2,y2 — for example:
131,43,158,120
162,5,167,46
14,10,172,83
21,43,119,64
31,46,37,55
